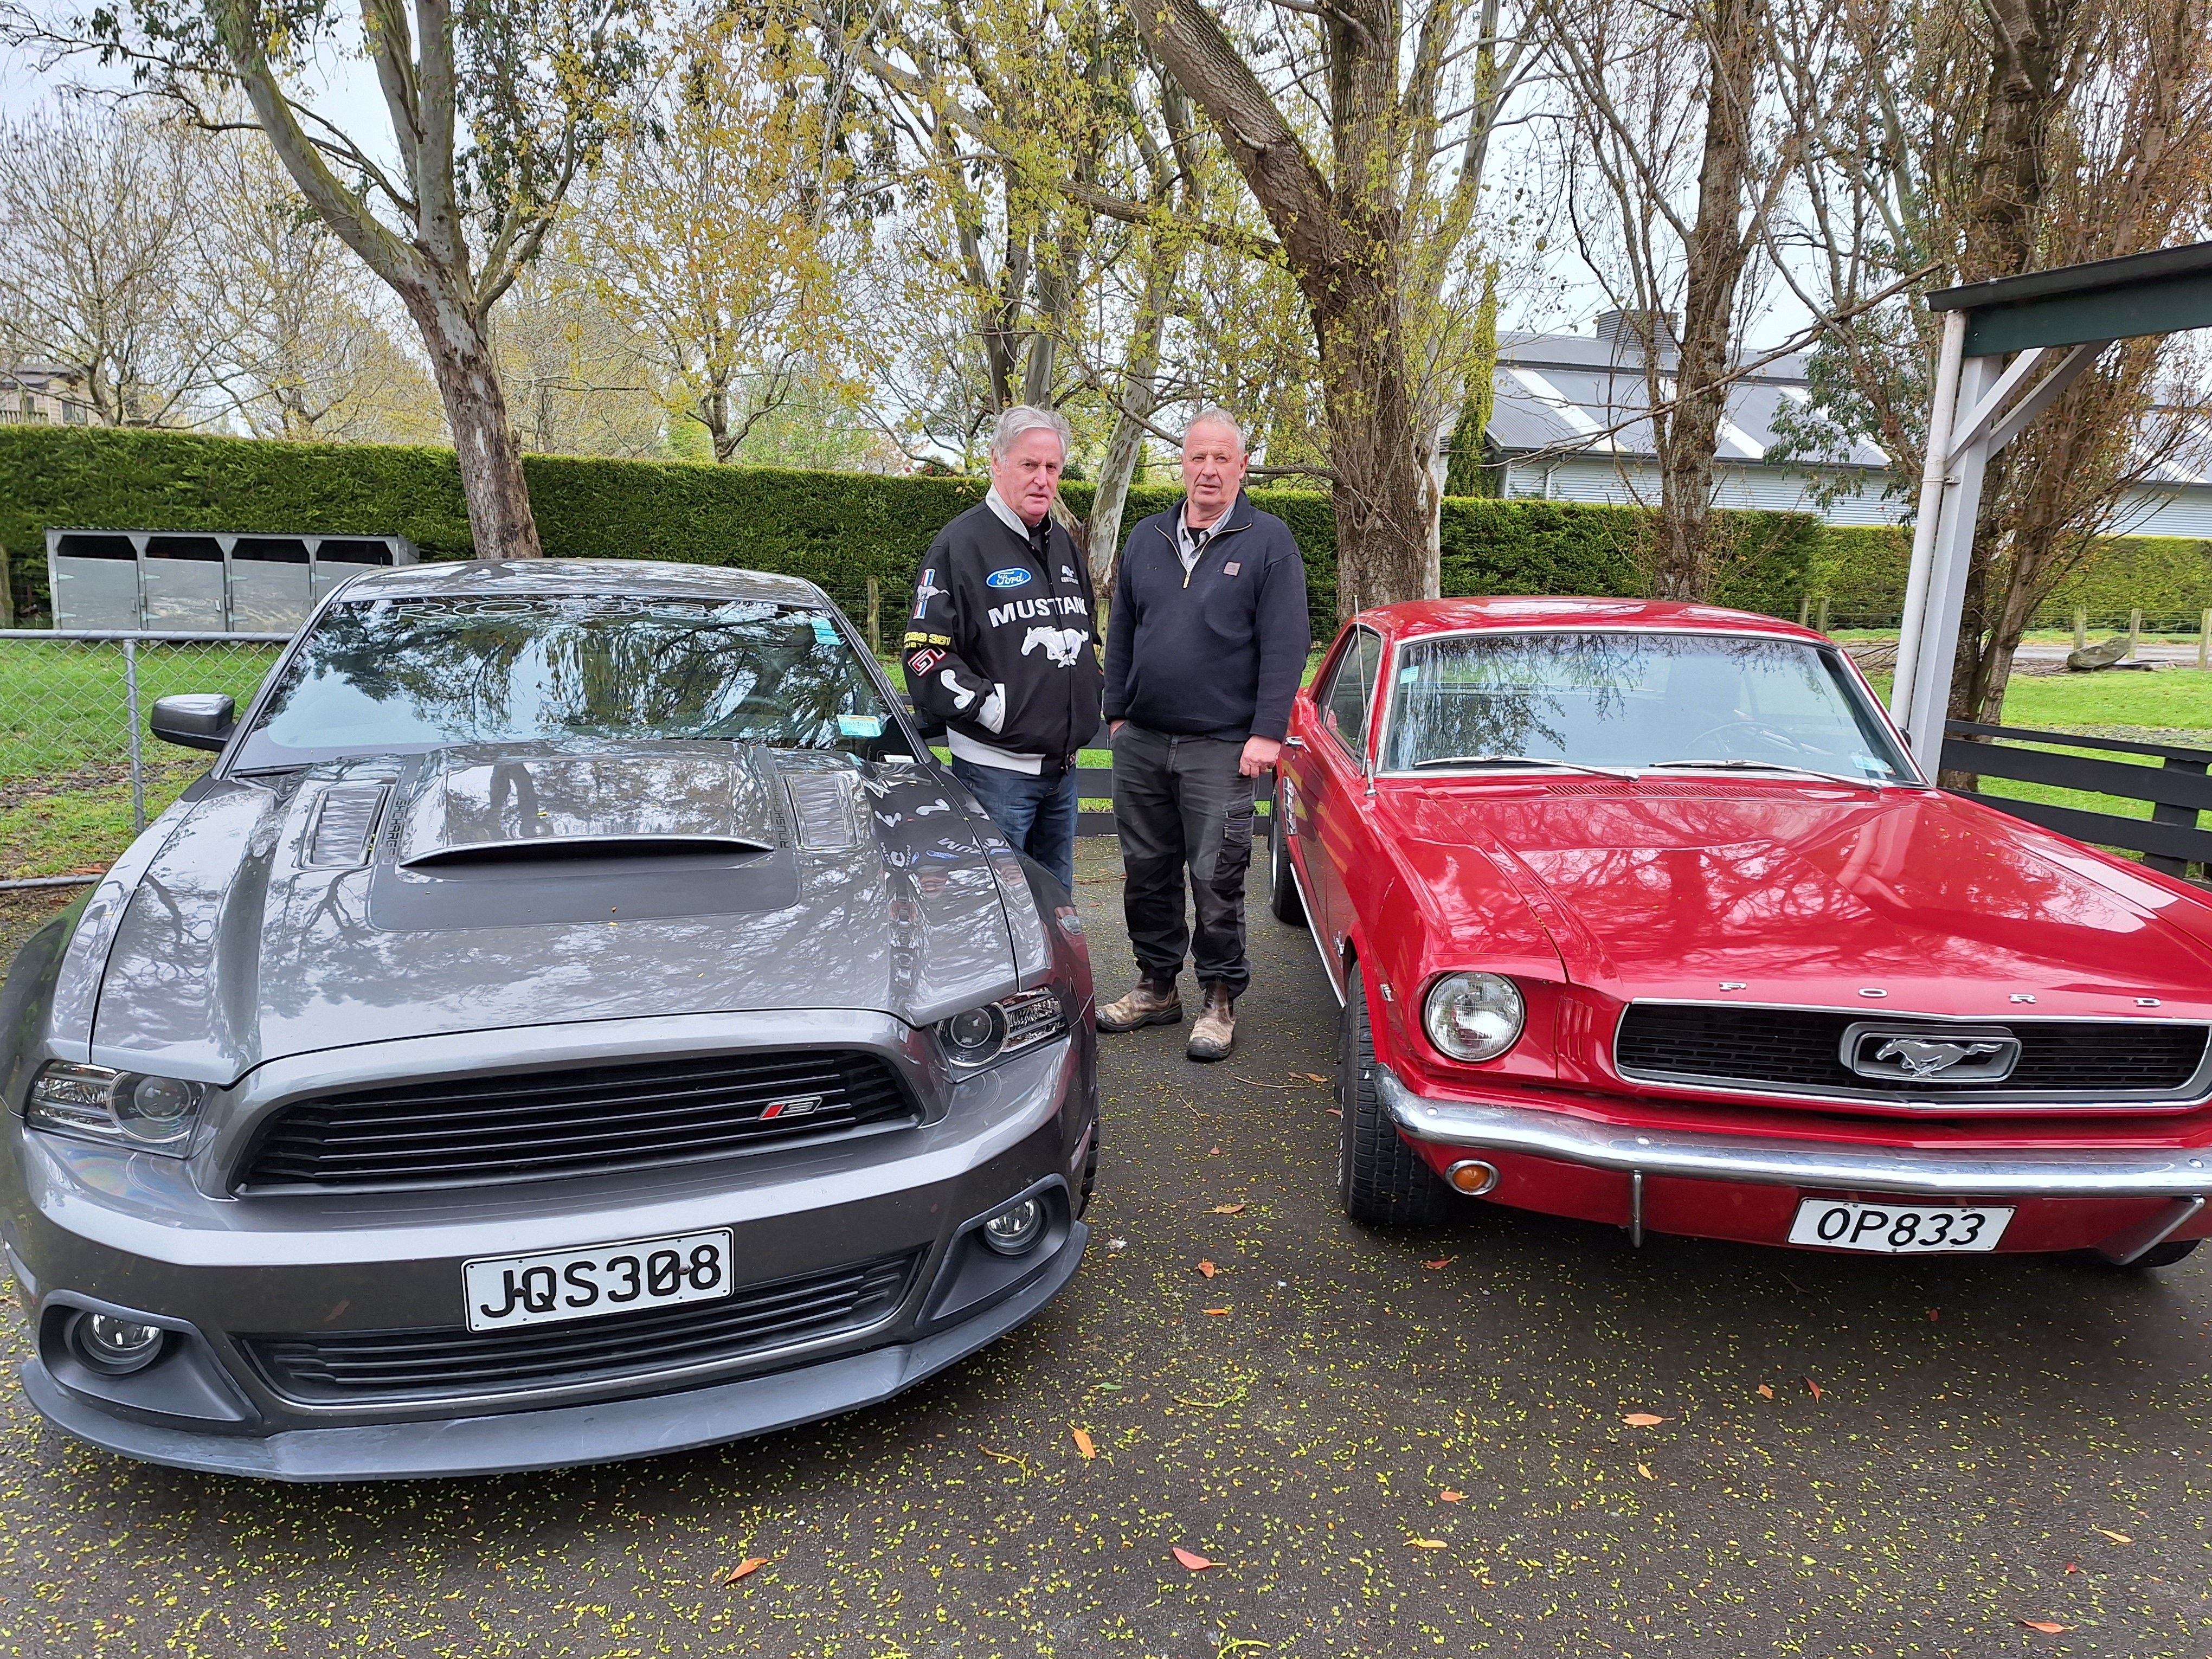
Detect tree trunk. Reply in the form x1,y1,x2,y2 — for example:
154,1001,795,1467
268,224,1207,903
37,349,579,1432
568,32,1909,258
1085,250,1177,588
1313,271,1431,615
1650,0,1764,600
405,287,542,560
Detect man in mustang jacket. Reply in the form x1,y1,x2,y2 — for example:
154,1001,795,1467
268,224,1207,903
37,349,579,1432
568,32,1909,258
904,405,1102,895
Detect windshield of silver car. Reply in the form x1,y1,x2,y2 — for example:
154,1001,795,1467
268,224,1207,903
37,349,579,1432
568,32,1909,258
240,596,901,764
1380,631,1912,782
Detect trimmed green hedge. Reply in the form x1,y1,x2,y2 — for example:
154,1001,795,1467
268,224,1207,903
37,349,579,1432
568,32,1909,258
25,422,2132,638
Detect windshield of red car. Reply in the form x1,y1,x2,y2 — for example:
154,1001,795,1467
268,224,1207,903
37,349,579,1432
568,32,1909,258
1380,631,1912,781
238,595,902,766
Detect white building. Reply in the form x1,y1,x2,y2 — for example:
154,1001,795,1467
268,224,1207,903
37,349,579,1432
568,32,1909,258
0,364,93,427
1487,318,2212,538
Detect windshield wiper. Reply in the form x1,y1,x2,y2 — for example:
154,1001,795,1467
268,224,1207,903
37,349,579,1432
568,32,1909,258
1647,758,1888,787
1409,755,1638,779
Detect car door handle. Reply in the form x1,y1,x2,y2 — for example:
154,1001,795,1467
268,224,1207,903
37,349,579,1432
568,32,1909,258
1283,736,1303,749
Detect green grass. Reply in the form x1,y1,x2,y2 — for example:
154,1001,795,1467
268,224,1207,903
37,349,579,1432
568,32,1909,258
0,640,279,779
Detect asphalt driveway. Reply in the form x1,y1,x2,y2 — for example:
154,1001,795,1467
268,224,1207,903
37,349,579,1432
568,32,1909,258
4,843,2212,1657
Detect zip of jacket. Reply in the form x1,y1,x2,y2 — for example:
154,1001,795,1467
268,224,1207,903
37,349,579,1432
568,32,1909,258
1159,513,1253,589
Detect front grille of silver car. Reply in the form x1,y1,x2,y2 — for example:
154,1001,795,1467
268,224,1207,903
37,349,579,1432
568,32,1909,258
236,1051,920,1190
241,1251,920,1403
1615,1002,2212,1108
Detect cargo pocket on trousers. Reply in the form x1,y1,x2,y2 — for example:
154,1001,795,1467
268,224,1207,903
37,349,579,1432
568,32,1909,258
1213,793,1256,892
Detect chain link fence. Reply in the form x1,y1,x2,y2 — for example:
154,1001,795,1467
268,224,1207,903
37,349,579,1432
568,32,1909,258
1,631,289,890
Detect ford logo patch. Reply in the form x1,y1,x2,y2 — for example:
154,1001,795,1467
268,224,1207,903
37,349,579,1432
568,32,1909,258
985,568,1032,588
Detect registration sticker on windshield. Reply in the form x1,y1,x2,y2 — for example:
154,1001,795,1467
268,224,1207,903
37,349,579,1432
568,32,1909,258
1787,1199,2011,1254
838,714,885,737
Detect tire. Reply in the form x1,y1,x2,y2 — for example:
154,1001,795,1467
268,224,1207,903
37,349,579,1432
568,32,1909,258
1268,777,1306,925
2126,1238,2199,1269
1336,971,1455,1226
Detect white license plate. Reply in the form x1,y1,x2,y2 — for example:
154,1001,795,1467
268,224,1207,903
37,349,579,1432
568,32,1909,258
464,1229,733,1332
1787,1199,2012,1255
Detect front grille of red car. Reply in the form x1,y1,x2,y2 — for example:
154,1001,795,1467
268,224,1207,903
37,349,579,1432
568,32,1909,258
236,1050,919,1191
241,1251,919,1403
1615,1004,2212,1107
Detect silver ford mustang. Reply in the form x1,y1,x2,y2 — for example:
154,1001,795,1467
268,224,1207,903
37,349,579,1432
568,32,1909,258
0,560,1098,1480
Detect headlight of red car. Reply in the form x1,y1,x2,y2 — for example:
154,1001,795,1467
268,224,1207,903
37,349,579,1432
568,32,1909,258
1423,973,1526,1062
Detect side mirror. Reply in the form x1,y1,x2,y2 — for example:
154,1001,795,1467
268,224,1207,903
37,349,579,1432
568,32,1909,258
150,693,236,752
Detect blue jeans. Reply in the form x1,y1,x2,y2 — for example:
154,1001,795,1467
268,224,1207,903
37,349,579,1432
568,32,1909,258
950,756,1078,896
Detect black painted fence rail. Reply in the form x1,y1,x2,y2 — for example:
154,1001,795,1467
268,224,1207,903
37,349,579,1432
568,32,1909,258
1942,718,2212,874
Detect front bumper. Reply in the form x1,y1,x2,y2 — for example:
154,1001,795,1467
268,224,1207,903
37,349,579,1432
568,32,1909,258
1379,1068,2212,1261
5,1021,1096,1479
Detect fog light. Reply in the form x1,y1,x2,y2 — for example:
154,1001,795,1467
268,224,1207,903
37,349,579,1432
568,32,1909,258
70,1311,165,1375
981,1198,1046,1256
1445,1159,1499,1195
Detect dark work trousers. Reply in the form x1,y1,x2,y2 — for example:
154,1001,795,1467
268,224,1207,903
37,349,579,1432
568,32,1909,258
1111,723,1256,996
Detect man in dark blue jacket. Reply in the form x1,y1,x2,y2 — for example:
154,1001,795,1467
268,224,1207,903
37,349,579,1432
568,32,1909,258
1097,409,1309,1061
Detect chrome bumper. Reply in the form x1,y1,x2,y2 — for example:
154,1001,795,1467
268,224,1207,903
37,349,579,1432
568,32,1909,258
1380,1062,2212,1238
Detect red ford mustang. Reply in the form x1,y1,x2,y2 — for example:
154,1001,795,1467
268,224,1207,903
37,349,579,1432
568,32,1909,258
1271,597,2212,1265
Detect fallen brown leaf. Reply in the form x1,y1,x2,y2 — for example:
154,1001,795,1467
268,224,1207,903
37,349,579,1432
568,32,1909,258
1211,1203,1249,1214
1071,1426,1096,1460
1406,1538,1449,1549
1208,1146,1224,1156
2064,1562,2080,1573
1197,1260,1217,1278
1637,1463,1655,1481
1326,1108,1343,1117
1622,1412,1670,1427
1756,1384,1775,1399
1439,1490,1466,1503
2018,1621,2071,1634
724,1558,770,1584
1172,1547,1220,1571
1805,1377,1824,1402
2095,1527,2132,1545
1421,1257,1456,1270
1202,1307,1231,1316
1298,1071,1330,1083
1927,1307,1940,1322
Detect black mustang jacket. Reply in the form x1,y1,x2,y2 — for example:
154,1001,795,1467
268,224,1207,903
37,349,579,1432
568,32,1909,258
903,499,1103,764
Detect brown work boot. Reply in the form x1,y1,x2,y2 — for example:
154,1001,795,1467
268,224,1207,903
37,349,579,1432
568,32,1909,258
1187,982,1236,1062
1097,975,1183,1032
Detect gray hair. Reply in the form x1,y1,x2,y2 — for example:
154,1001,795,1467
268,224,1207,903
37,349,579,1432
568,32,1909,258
1181,406,1247,454
989,404,1071,461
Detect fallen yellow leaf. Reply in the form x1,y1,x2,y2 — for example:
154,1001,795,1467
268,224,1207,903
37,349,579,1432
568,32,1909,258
724,1558,770,1583
1637,1463,1655,1481
1197,1260,1217,1278
1406,1538,1449,1549
1071,1425,1096,1460
1172,1547,1220,1571
1622,1412,1670,1427
2019,1620,2072,1634
1439,1489,1465,1503
2096,1527,2132,1545
1211,1203,1249,1214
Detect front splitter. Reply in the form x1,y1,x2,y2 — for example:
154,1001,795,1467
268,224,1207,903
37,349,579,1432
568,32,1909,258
23,1222,1086,1483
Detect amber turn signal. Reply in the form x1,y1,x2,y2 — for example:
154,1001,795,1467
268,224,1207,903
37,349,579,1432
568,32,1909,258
1445,1159,1499,1195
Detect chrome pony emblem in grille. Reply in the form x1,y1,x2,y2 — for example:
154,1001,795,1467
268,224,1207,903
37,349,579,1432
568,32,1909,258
1843,1024,2021,1083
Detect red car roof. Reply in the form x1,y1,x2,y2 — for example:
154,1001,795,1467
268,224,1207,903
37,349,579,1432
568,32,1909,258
1353,596,1827,645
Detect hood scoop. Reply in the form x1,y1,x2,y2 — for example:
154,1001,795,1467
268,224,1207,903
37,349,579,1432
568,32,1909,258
366,743,801,930
389,743,787,864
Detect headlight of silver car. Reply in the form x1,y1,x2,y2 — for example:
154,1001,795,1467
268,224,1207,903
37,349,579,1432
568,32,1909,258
25,1062,205,1154
1423,972,1526,1062
938,988,1068,1069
